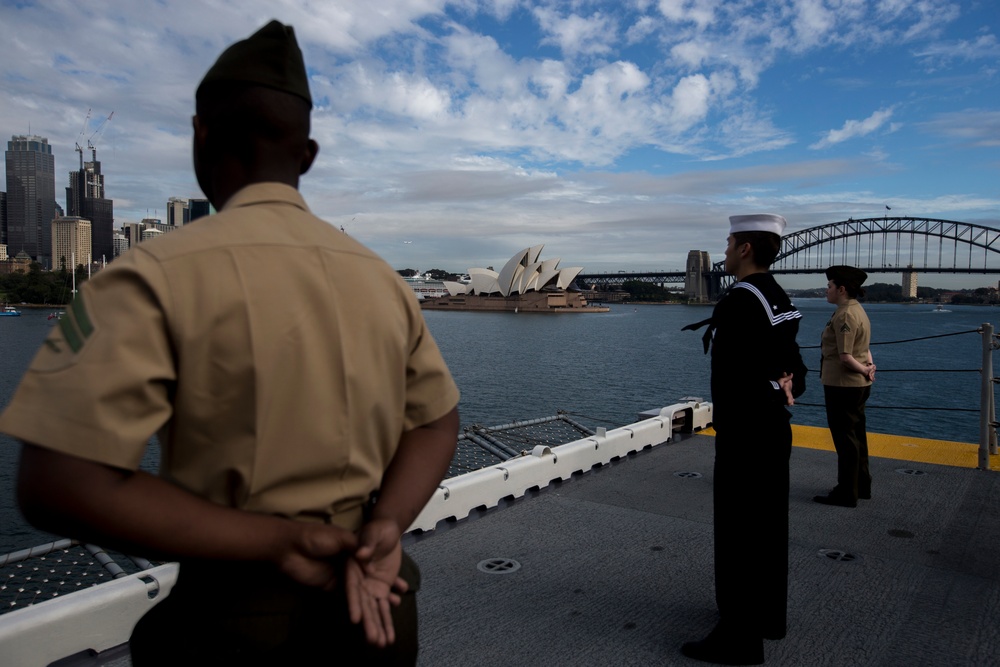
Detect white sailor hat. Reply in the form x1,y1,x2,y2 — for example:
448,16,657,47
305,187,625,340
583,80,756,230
729,214,787,236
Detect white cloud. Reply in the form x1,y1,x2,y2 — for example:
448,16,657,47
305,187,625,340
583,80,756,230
657,0,719,30
898,0,961,42
671,40,713,69
810,108,896,149
529,60,573,101
710,109,795,159
480,0,521,21
533,7,618,56
914,33,1000,65
919,110,1000,148
625,16,658,44
670,74,712,130
790,0,837,51
574,61,651,103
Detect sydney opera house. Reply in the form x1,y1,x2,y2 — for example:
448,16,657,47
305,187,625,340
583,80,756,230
420,244,608,313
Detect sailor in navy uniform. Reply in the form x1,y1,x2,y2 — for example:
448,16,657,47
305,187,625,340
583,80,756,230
682,214,806,665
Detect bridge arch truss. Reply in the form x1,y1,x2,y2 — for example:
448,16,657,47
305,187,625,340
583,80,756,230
736,217,1000,277
578,217,1000,300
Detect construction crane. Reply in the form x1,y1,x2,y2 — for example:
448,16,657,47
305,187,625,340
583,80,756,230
75,108,91,170
86,111,114,162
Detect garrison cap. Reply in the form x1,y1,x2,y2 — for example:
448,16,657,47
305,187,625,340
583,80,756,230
826,265,868,289
729,214,787,236
196,20,312,107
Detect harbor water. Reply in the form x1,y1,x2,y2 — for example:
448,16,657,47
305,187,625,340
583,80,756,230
2,298,998,553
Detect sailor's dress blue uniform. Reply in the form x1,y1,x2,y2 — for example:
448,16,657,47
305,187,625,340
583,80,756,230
702,272,806,639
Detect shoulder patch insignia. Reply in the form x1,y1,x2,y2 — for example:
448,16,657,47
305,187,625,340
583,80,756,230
28,294,100,373
58,296,95,353
839,322,851,333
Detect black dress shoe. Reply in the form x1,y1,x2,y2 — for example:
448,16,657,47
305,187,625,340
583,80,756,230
681,626,764,665
813,493,857,508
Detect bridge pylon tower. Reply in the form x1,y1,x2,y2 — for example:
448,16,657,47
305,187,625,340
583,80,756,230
685,250,713,303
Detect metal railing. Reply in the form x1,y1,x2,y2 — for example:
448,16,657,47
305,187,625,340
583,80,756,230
800,324,999,471
979,323,999,470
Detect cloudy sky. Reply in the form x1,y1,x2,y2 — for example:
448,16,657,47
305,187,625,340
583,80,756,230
2,0,998,286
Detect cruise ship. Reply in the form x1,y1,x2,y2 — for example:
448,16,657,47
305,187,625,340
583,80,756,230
403,273,457,300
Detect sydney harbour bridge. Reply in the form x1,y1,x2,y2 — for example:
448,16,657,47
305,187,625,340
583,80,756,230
577,217,1000,301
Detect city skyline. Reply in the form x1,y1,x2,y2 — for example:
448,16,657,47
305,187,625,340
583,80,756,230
1,1,998,289
2,132,212,265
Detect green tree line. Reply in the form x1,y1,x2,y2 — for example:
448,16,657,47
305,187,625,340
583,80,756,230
0,263,88,305
621,280,682,302
792,282,1000,304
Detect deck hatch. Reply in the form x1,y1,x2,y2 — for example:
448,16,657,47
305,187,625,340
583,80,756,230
477,558,521,574
818,549,861,563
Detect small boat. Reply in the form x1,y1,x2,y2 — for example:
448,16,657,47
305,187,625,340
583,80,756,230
0,305,22,317
933,304,951,313
47,311,64,322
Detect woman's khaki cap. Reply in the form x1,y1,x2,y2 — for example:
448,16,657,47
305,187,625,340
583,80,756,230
826,265,868,288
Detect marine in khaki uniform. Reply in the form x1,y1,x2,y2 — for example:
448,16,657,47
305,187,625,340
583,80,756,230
0,20,459,665
814,265,875,508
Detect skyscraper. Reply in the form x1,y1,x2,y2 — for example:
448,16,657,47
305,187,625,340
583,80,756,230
5,135,56,268
167,197,189,226
0,191,7,245
113,231,128,258
51,216,92,272
120,222,143,250
188,198,211,222
67,146,113,264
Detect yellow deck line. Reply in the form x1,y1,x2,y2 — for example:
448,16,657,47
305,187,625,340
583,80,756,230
698,425,1000,471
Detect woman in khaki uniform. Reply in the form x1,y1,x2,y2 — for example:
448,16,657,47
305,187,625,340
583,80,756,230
815,265,875,508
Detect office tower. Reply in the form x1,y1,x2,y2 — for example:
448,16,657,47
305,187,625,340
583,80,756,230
113,232,128,258
167,197,189,226
67,146,114,265
1,191,7,245
188,198,210,221
119,218,177,250
51,216,92,272
5,135,56,268
120,222,143,249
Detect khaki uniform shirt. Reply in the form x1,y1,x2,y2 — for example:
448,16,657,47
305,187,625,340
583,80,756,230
0,183,460,531
820,299,872,388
